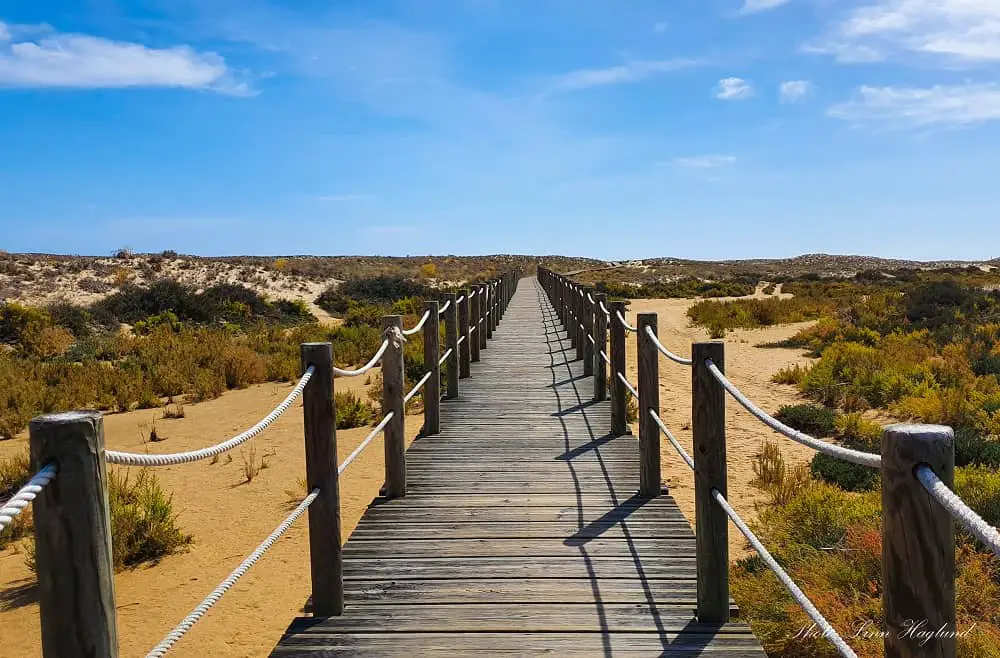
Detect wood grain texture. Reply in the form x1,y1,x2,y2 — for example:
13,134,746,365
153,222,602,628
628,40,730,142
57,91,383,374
422,301,440,435
637,313,661,498
594,292,608,402
469,287,481,363
458,289,471,379
444,293,459,399
692,341,728,623
273,278,764,657
381,316,406,499
610,300,629,437
300,343,344,615
882,424,955,658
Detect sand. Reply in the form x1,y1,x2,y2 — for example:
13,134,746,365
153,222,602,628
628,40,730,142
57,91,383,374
0,371,421,658
0,295,817,656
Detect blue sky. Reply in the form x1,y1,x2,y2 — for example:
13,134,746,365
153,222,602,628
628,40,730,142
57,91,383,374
2,0,999,260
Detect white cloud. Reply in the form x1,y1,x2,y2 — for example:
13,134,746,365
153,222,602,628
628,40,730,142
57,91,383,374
0,21,251,94
780,79,814,102
550,58,699,91
739,0,794,15
829,83,1000,126
0,22,9,42
714,77,753,100
812,0,1000,64
653,22,668,33
668,155,737,168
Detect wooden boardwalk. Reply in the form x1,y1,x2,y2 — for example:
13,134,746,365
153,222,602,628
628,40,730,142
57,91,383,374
272,279,766,656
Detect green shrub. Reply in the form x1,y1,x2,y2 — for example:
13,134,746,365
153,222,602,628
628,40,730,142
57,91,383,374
810,452,880,492
335,391,377,429
771,363,808,385
956,427,1000,468
0,451,32,548
108,468,192,569
316,276,432,315
956,465,1000,530
774,404,837,437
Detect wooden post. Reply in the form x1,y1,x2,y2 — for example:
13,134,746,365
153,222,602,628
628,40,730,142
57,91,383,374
299,343,343,616
486,285,494,339
882,424,955,658
470,289,481,363
637,314,661,498
568,284,577,349
477,284,488,351
610,301,628,436
491,281,499,330
583,288,595,377
422,301,440,435
692,341,729,623
575,286,586,362
444,293,459,399
498,279,505,319
594,293,608,401
459,289,471,379
29,411,118,658
381,316,406,498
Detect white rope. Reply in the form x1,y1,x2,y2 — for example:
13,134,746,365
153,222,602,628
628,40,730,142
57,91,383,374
457,335,466,346
438,347,453,367
0,463,58,533
457,295,466,304
404,372,433,404
616,310,638,332
401,310,431,336
599,349,612,367
712,489,858,658
145,489,320,658
339,412,394,475
332,340,390,377
468,290,476,299
587,334,595,345
616,371,638,399
599,300,611,318
645,326,693,366
438,300,451,314
107,367,314,467
704,360,881,469
916,465,1000,557
586,293,595,304
470,325,477,335
648,409,694,469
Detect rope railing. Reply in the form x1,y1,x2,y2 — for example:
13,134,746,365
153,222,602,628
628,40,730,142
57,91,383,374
401,310,431,336
711,488,858,658
599,300,611,317
332,339,390,377
645,325,692,366
438,300,451,314
438,347,454,367
338,412,395,475
704,359,881,469
599,349,612,367
146,488,321,658
648,409,694,470
616,371,638,399
0,463,58,533
916,465,1000,557
616,310,637,332
106,366,315,467
404,372,434,404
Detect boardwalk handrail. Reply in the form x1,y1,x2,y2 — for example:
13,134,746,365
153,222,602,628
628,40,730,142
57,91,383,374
536,266,995,658
22,271,521,658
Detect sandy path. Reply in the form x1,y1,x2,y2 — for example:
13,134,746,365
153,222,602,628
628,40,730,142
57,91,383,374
0,372,420,658
621,298,817,557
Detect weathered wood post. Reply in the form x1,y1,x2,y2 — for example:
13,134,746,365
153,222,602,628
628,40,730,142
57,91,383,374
30,411,118,658
499,278,505,319
299,342,343,615
610,301,628,436
477,284,488,352
486,284,494,340
381,316,406,498
594,293,608,402
491,280,499,329
575,287,585,362
459,289,471,379
882,424,955,658
637,314,661,498
583,288,595,377
444,293,459,399
422,301,440,435
567,283,577,349
692,341,729,623
470,289,481,363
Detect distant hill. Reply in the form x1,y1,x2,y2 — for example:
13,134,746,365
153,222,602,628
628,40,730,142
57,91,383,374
636,253,992,278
